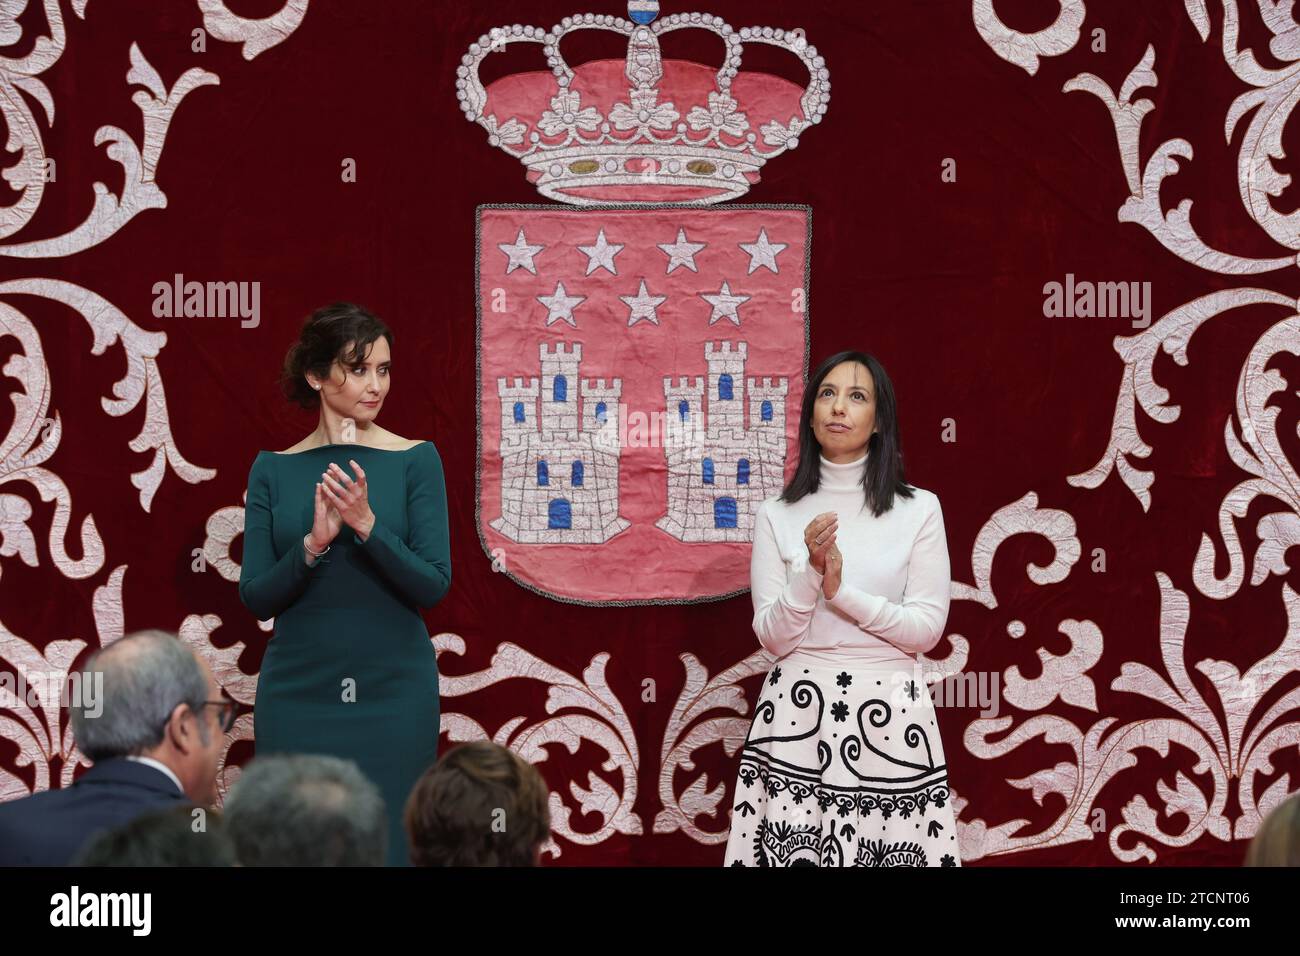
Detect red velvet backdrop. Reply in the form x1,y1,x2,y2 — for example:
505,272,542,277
2,0,1298,866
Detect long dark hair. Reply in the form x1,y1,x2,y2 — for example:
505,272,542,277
779,350,915,517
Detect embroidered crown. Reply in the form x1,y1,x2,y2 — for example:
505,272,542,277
456,2,830,205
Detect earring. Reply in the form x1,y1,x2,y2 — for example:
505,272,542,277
312,384,320,390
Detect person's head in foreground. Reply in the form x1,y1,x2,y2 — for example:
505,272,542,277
404,740,550,866
1244,791,1300,866
73,628,232,805
74,804,236,866
223,754,386,866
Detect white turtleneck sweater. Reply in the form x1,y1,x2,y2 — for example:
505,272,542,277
750,450,951,664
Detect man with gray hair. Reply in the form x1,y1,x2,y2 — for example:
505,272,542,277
223,754,387,865
0,629,231,865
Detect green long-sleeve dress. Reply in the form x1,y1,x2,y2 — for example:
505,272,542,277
238,440,451,866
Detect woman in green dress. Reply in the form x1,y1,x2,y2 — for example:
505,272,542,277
238,302,451,866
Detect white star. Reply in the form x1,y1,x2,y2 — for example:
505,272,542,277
620,278,668,327
578,228,624,275
498,228,545,275
536,281,586,328
738,227,787,274
699,280,751,326
658,227,707,274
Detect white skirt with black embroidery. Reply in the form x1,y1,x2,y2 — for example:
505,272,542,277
724,653,962,867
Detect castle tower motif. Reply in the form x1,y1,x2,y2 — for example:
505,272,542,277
656,341,788,542
491,342,630,543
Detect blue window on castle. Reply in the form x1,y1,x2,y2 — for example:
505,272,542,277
553,375,567,402
761,400,773,422
595,402,607,423
738,458,750,484
718,374,733,400
572,460,584,487
548,499,571,529
702,458,714,484
513,401,525,423
537,460,549,486
714,497,737,528
678,399,689,422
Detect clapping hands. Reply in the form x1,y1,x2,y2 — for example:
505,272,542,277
802,512,843,600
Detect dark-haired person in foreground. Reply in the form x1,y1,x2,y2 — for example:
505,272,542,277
74,804,236,866
223,754,386,866
723,351,960,867
238,302,452,867
404,740,550,866
0,629,231,866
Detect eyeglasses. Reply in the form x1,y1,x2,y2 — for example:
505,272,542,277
160,699,237,737
200,699,239,734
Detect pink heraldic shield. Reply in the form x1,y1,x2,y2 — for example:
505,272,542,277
477,204,810,604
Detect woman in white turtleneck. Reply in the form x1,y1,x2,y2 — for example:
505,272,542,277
723,351,961,868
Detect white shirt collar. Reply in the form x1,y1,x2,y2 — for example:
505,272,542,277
124,754,184,795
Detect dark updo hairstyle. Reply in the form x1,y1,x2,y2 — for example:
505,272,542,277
779,350,915,517
279,302,393,409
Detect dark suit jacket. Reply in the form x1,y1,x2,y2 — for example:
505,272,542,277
0,757,190,866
